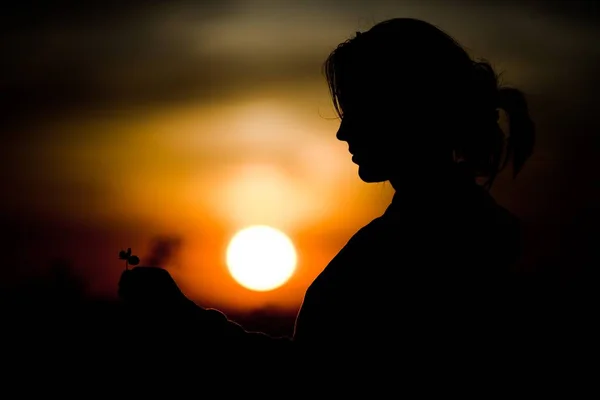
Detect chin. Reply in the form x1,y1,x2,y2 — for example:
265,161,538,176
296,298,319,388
357,165,388,183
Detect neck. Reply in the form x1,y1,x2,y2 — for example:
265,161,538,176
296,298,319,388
388,163,474,195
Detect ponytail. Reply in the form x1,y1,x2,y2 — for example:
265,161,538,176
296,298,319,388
460,62,536,189
498,87,536,179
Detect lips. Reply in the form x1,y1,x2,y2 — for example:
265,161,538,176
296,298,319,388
349,147,358,162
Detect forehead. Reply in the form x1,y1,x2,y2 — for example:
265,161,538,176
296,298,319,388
336,60,418,95
336,80,411,116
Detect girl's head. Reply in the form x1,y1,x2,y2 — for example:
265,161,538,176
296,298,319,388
324,18,535,188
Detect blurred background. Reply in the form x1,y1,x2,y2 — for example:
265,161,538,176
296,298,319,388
1,0,598,336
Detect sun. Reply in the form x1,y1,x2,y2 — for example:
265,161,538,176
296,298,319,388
226,225,297,292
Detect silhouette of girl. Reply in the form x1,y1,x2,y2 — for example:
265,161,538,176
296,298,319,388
118,18,534,377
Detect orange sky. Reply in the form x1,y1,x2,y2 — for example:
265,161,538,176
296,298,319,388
2,0,599,314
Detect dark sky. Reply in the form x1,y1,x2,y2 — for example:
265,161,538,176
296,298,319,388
3,0,599,125
1,0,598,304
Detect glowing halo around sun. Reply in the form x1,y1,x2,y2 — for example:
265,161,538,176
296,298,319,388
226,225,297,292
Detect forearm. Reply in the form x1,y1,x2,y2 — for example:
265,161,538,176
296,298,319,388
118,266,294,354
185,300,293,349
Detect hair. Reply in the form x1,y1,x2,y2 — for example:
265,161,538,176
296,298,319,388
323,18,535,189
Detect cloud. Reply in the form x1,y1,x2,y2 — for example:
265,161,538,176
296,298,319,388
2,2,226,120
2,0,598,135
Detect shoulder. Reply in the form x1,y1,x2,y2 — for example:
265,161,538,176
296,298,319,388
306,216,394,290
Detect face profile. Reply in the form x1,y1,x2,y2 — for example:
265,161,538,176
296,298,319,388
336,109,396,183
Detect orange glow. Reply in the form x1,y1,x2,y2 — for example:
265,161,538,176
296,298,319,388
12,84,394,310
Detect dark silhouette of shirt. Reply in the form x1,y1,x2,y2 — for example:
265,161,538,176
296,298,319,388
293,170,522,361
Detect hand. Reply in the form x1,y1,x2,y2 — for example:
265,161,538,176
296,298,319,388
117,266,228,341
118,266,188,306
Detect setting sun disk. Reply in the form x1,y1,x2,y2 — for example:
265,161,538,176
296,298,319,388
226,225,297,292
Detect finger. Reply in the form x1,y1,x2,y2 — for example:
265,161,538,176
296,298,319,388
128,266,173,280
118,266,184,302
118,269,134,299
118,267,168,291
